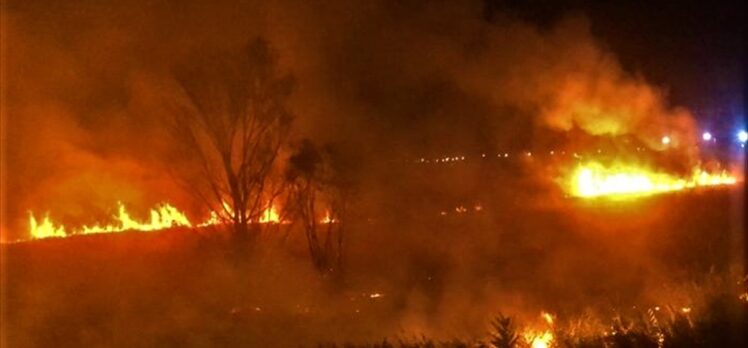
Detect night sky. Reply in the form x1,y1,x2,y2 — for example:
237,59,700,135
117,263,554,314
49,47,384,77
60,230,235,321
490,0,745,121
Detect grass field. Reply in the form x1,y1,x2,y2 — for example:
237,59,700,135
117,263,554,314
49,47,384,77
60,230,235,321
2,184,745,347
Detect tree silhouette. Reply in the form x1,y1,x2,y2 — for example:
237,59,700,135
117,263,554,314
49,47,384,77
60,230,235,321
285,139,355,277
170,38,293,250
490,314,523,348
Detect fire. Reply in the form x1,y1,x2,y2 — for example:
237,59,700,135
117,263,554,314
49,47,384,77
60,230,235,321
28,202,192,239
197,211,221,227
541,311,554,325
569,162,737,198
81,203,191,234
28,214,67,239
321,211,338,224
27,201,288,241
215,201,285,224
524,312,555,348
258,205,281,223
525,331,554,348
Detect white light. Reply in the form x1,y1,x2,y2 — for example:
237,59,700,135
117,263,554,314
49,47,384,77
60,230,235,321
738,130,748,143
661,136,671,145
702,132,712,141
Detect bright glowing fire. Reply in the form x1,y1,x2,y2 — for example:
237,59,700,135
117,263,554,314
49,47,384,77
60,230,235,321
258,205,281,223
28,214,68,239
81,203,192,234
320,210,338,224
523,312,555,348
569,162,737,198
29,202,191,239
525,331,554,348
27,201,290,241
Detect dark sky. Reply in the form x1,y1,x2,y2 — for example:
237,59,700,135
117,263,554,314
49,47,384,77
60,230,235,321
489,0,745,120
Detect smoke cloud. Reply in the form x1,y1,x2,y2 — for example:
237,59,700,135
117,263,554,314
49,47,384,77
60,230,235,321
2,0,700,239
4,1,739,345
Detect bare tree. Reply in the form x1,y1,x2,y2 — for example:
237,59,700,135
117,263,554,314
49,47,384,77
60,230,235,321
285,140,355,277
169,38,293,248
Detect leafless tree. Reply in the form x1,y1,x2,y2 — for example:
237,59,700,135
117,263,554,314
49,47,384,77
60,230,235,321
169,38,293,248
285,140,355,277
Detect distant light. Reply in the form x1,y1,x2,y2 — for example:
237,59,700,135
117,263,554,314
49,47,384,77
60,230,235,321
661,136,671,145
702,132,713,141
738,130,748,143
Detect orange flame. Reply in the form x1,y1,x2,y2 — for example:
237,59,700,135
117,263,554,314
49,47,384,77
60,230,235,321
80,202,192,234
28,202,192,239
28,213,67,239
321,210,338,224
526,331,554,348
522,312,553,348
523,311,555,348
27,201,287,241
258,205,281,224
569,162,737,198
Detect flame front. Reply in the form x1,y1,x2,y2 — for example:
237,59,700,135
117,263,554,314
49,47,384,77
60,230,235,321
258,206,281,224
28,214,68,239
569,162,737,198
29,202,193,239
81,203,192,234
525,331,554,348
321,210,338,224
27,201,292,241
524,312,555,348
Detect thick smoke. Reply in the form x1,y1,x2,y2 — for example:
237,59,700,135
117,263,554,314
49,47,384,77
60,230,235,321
4,1,739,345
2,0,700,239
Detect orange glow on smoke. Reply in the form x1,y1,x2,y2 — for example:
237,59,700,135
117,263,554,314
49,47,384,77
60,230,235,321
569,162,737,198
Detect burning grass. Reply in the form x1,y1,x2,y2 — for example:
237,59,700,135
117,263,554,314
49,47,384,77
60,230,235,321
566,162,737,199
319,291,748,347
22,201,301,242
3,183,744,347
456,281,744,347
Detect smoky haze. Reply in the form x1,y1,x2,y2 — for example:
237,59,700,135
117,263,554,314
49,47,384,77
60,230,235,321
3,1,743,345
2,0,703,239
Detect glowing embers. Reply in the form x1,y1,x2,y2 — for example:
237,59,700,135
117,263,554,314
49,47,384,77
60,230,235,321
569,162,737,198
320,210,338,224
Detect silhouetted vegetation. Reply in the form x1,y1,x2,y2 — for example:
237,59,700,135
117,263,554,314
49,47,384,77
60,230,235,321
169,38,293,250
489,314,521,348
320,295,747,347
